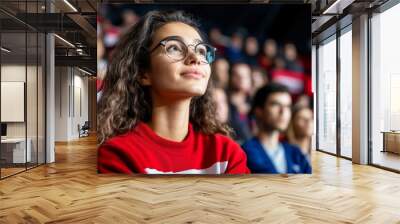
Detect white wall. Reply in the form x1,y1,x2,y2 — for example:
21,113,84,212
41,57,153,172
54,67,89,141
55,66,69,141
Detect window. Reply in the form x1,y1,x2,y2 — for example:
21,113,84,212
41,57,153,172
339,27,352,158
370,2,400,171
317,35,337,154
0,1,47,179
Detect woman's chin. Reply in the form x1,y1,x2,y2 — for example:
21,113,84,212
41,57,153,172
183,90,206,98
190,88,207,96
162,88,206,99
180,86,207,96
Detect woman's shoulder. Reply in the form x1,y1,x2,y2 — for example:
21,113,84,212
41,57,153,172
102,132,131,146
100,125,141,148
205,132,244,152
209,132,235,142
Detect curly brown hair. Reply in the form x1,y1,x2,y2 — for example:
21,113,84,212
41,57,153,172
97,10,232,144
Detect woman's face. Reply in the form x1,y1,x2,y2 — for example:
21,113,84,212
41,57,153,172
245,37,258,56
293,108,314,137
212,88,229,123
251,69,267,90
231,64,252,93
284,43,297,61
263,39,277,58
213,58,229,87
143,22,212,99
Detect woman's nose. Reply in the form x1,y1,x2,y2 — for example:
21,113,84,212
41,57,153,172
184,47,201,65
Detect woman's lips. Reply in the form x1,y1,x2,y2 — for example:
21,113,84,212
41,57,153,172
181,69,204,79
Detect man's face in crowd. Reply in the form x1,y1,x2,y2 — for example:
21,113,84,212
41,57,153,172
257,92,292,132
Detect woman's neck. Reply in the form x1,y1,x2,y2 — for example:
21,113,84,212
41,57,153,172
291,136,311,155
148,94,191,142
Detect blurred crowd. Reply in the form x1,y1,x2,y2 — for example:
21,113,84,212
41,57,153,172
97,7,314,158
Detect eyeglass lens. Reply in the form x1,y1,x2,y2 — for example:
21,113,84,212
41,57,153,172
163,39,215,64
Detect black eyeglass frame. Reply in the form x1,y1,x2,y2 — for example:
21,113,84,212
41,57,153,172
148,36,217,64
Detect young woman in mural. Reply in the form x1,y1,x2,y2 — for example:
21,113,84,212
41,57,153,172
97,10,250,174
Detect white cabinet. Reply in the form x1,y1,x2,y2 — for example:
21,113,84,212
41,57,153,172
1,138,32,163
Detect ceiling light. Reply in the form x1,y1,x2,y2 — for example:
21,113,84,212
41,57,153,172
78,67,93,76
54,34,75,48
63,0,78,12
323,0,342,15
1,47,11,53
322,0,355,15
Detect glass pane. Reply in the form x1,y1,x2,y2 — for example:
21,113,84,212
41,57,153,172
1,30,27,177
38,32,45,165
27,31,38,169
339,28,352,158
371,3,400,171
0,1,46,178
317,36,337,154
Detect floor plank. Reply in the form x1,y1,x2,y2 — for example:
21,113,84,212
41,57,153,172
0,135,400,223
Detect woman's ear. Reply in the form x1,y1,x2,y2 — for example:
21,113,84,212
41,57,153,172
139,72,152,86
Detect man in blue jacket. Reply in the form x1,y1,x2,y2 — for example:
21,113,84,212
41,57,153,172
242,83,311,174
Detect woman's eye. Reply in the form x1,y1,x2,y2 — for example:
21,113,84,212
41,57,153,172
197,47,207,56
166,44,183,53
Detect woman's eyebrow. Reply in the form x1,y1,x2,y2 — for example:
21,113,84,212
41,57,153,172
162,36,203,45
185,38,204,46
193,38,203,44
163,35,183,41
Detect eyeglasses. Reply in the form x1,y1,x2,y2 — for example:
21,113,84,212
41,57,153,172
149,36,217,64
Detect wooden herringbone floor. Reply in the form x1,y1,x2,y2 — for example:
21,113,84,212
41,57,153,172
1,135,400,224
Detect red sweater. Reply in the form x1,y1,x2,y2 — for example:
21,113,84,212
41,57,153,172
98,122,250,174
